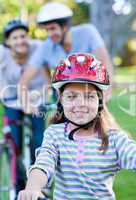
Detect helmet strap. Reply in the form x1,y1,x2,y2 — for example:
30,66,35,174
66,116,98,140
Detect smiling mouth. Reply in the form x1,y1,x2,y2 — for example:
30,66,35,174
73,111,88,115
73,110,88,113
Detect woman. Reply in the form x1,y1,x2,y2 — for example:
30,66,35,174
0,19,50,198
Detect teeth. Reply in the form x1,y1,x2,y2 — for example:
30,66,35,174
73,112,87,117
74,111,88,113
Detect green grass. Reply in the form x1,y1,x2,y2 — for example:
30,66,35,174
108,89,136,200
114,66,136,83
108,66,136,200
0,149,13,200
108,89,136,135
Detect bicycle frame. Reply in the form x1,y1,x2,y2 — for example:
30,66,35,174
3,116,18,185
0,137,16,200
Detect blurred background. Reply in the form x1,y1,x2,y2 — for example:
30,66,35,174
0,0,136,200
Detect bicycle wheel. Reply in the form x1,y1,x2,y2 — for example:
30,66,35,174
0,144,16,200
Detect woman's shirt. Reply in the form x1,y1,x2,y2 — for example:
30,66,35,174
30,123,136,200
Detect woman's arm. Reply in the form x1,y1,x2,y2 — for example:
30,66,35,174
18,168,48,200
18,64,51,114
18,65,39,113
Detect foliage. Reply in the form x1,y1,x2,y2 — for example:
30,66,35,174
118,38,136,66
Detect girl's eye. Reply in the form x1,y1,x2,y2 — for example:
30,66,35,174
63,94,77,101
66,95,76,100
13,36,17,40
86,94,96,99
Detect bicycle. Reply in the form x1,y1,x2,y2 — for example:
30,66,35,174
0,134,16,200
0,102,57,200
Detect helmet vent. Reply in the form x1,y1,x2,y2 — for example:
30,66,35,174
77,56,85,63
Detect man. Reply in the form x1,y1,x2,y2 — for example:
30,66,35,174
19,2,112,110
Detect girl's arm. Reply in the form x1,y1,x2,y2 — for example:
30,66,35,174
18,64,51,114
115,131,136,170
17,66,39,114
18,168,48,200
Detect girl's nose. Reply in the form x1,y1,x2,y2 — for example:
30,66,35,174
73,95,86,106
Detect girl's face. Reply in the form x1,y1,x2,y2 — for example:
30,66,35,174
6,29,29,55
61,83,99,125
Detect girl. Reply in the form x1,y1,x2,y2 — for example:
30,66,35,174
18,53,136,200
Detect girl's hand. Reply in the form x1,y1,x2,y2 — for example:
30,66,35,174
17,189,45,200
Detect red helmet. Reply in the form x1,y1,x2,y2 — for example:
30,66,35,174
52,53,110,91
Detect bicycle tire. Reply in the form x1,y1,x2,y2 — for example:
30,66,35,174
0,144,16,200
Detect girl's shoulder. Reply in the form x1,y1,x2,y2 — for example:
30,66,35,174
108,128,131,142
43,123,66,143
44,123,65,136
47,123,65,129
